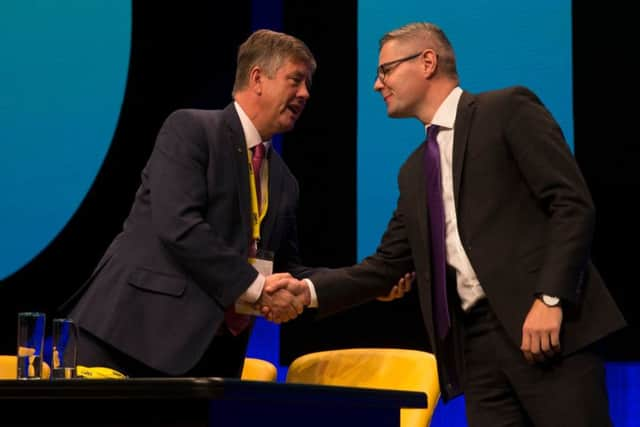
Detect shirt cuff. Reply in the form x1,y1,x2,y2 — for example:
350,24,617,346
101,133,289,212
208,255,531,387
303,278,318,308
238,273,265,304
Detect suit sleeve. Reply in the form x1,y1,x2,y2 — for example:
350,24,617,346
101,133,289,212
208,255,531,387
504,87,595,303
310,194,415,317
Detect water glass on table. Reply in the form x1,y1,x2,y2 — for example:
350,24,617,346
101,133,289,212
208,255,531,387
16,312,46,380
51,318,78,379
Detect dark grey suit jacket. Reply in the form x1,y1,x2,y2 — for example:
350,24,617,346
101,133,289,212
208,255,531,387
311,86,626,399
65,103,313,374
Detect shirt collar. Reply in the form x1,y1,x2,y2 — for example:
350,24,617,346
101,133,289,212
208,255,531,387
425,86,463,135
234,101,272,152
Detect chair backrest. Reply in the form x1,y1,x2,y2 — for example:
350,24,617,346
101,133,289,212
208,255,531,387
286,348,440,427
241,357,278,381
0,355,51,379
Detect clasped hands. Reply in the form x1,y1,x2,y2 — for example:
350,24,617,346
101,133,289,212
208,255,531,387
255,273,310,324
255,271,416,324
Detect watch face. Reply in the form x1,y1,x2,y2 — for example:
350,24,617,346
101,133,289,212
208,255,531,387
541,295,560,307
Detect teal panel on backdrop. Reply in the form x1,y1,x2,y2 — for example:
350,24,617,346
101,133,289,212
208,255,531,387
0,1,131,280
357,0,572,260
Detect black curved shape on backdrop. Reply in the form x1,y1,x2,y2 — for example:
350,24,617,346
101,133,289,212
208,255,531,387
0,2,252,353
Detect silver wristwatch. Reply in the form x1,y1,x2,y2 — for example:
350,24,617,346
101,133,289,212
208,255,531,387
539,294,561,307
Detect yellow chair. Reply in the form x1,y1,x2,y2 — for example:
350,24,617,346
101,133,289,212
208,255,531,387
286,348,440,427
0,355,51,379
241,357,278,381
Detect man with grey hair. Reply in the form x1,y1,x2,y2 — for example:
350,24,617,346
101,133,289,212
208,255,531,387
294,22,625,426
61,29,321,378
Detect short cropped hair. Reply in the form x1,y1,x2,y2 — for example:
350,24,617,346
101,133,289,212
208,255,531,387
232,29,317,95
380,22,458,79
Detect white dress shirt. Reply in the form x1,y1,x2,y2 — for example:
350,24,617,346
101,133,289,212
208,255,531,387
429,87,486,311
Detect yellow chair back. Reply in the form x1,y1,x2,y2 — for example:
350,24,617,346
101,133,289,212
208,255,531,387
0,355,51,379
241,357,278,381
286,348,440,427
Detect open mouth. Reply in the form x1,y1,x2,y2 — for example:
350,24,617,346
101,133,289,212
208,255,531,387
287,104,302,116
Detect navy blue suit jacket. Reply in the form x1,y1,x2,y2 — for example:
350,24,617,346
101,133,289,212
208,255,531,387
66,103,312,374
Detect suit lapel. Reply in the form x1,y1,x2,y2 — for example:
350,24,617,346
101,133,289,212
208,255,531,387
261,148,284,245
452,91,475,208
223,104,252,244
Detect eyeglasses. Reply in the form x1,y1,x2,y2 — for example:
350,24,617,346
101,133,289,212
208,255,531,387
375,51,423,83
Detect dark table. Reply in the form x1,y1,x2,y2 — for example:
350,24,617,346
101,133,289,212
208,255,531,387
0,377,427,426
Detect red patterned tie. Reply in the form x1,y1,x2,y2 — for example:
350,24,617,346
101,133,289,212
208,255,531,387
224,143,266,335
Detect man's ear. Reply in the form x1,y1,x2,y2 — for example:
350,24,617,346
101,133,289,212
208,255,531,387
249,65,263,95
422,49,438,78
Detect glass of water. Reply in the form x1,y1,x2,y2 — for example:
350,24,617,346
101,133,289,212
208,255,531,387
51,318,78,379
16,312,46,379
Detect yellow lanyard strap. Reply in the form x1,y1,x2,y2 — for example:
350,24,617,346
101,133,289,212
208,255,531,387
248,151,268,242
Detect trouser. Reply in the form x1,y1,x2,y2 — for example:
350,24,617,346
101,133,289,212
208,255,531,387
462,299,612,427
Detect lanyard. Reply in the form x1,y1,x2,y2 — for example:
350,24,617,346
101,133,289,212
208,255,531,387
248,150,268,243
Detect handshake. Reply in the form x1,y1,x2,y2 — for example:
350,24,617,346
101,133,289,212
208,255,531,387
249,271,416,324
254,273,310,324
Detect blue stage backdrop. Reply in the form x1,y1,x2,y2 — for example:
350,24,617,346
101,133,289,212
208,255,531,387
0,2,636,425
0,1,130,281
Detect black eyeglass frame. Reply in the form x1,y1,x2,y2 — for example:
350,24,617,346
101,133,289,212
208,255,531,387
375,51,424,83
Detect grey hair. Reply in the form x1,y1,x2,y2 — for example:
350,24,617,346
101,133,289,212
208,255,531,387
380,22,458,79
232,29,317,95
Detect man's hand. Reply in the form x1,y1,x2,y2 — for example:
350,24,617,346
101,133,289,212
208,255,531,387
377,272,415,302
520,298,563,364
257,273,310,323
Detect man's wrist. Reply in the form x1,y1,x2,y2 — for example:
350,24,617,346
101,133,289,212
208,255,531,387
303,278,318,308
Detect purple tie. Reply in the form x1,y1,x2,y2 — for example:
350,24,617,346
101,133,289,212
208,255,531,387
224,143,266,336
424,125,450,339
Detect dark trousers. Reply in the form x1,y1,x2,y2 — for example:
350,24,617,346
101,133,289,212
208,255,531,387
77,326,250,378
462,300,612,427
